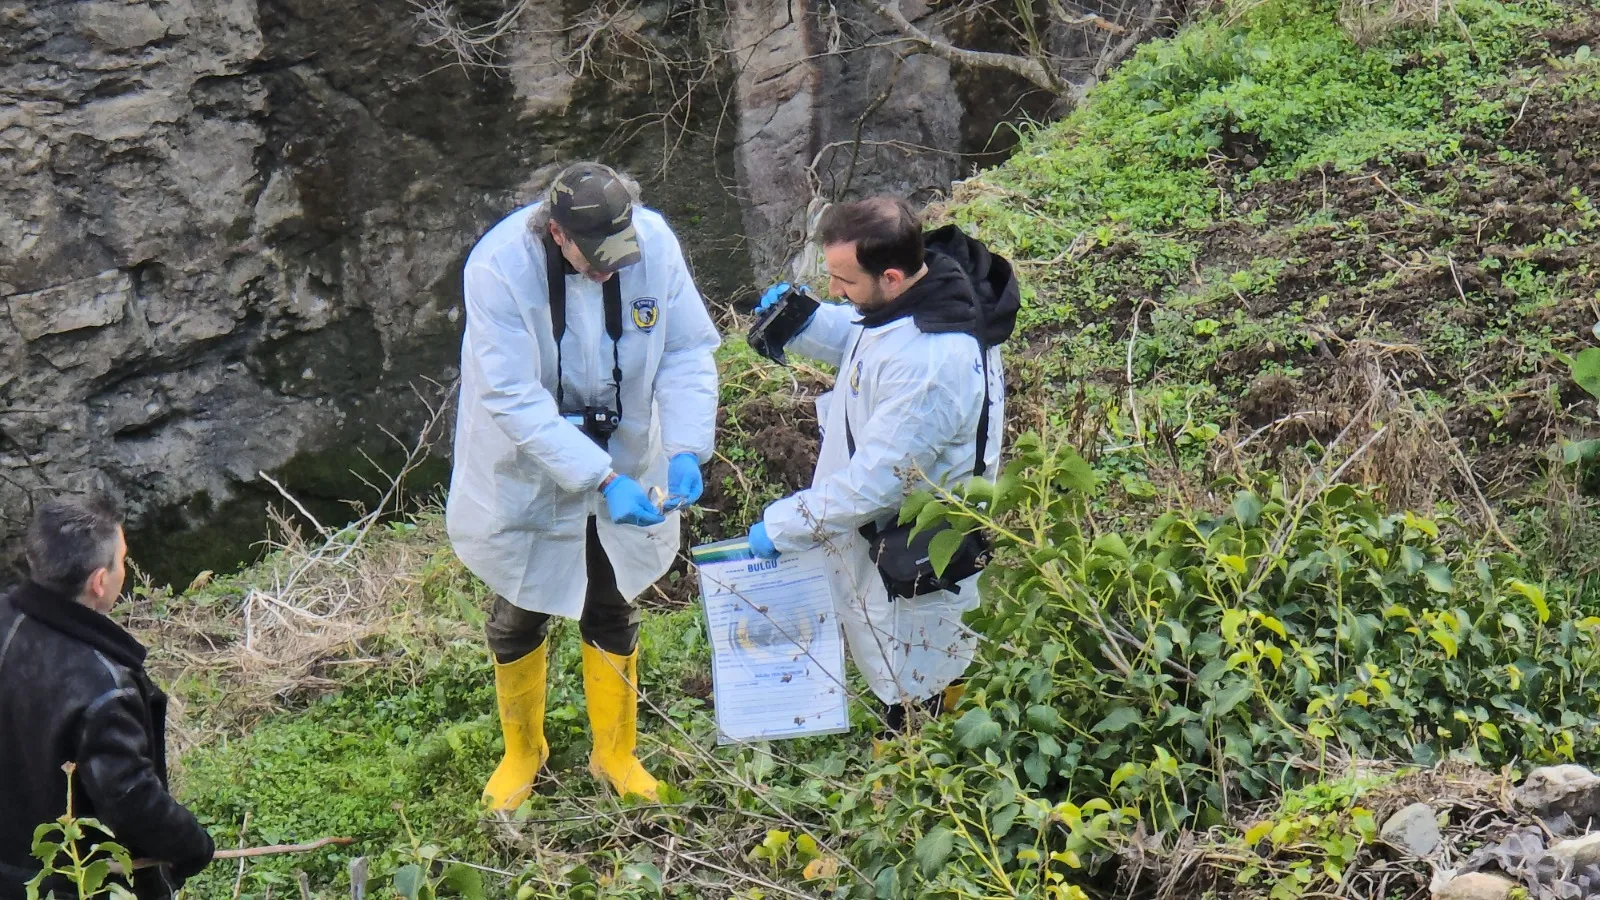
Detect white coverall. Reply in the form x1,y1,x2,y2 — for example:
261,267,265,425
761,302,1004,704
446,203,720,618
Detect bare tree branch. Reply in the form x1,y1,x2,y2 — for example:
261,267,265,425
861,0,1069,95
1094,0,1170,79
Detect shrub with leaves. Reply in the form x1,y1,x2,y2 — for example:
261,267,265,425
849,433,1600,895
26,764,136,900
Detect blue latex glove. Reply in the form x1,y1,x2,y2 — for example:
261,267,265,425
756,282,815,335
747,522,779,560
756,282,790,312
602,475,666,527
663,453,703,511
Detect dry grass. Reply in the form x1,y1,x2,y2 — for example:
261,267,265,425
1340,0,1461,46
1210,339,1524,551
120,382,467,754
126,511,482,758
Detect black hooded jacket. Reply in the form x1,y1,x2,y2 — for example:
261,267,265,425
855,224,1021,347
0,582,213,900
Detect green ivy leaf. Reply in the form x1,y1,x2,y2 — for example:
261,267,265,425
1221,608,1250,643
1092,706,1142,734
30,842,61,867
915,827,955,876
991,803,1020,837
899,490,936,525
1212,679,1254,718
79,860,111,897
874,863,900,899
443,863,487,900
1110,761,1142,791
1429,629,1459,658
954,708,1003,749
1399,545,1425,576
1508,579,1550,623
961,477,995,505
1023,751,1050,786
1570,347,1600,399
928,528,967,576
1563,439,1600,465
912,500,949,537
620,863,663,894
1093,533,1131,560
1026,705,1062,731
394,864,424,900
1233,491,1264,526
1422,564,1454,594
1054,448,1097,493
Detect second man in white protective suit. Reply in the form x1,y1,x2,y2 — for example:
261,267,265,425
744,196,1017,734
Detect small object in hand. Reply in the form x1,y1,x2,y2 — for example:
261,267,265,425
664,452,703,510
747,284,820,365
648,485,668,512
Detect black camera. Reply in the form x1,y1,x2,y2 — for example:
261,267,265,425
564,406,621,450
747,284,821,365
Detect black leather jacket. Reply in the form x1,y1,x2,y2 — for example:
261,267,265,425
0,582,213,900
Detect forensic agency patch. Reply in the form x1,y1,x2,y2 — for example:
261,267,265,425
631,297,659,332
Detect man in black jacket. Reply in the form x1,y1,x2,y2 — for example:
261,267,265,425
0,496,214,900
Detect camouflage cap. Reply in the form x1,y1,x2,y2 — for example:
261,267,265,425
548,162,642,272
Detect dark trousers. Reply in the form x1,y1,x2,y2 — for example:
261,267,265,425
485,517,642,662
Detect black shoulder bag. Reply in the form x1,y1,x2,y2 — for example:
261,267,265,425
844,333,994,599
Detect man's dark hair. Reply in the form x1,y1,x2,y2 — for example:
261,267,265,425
24,495,123,595
817,196,925,278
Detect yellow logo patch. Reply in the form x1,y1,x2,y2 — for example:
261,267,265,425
631,297,659,332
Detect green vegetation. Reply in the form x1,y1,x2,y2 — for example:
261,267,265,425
26,765,136,899
83,0,1600,896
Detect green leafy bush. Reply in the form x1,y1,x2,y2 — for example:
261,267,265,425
851,433,1600,894
27,764,136,900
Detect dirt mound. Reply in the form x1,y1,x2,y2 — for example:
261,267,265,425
648,393,823,608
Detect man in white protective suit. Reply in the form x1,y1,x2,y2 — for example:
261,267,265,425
743,196,1017,734
446,162,720,808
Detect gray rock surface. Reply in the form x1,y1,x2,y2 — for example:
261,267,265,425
0,0,745,583
1433,872,1517,900
4,0,1150,583
1549,832,1600,869
1514,765,1600,823
1381,802,1443,857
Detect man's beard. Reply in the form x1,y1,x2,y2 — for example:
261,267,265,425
851,283,890,312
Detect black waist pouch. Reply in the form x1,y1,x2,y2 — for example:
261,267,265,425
860,520,990,599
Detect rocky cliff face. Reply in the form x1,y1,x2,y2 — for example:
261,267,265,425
0,0,1092,585
726,0,1057,277
1,0,746,583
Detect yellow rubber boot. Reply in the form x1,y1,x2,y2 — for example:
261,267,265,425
581,642,659,800
482,642,550,811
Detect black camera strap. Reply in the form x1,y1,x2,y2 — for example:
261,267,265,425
545,233,625,421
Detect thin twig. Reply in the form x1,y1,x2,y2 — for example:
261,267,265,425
1126,300,1153,441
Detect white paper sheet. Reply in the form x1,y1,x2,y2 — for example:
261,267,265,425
692,538,850,744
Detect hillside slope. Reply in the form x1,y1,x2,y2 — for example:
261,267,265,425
942,0,1600,548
